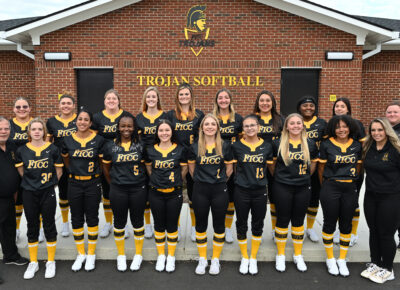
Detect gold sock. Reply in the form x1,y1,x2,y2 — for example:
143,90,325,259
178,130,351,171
339,233,351,260
154,231,166,256
189,202,196,227
15,205,23,230
212,232,225,260
72,228,85,255
103,198,113,224
292,226,305,256
306,207,318,229
134,227,145,256
196,231,207,259
178,215,181,227
351,208,360,235
322,231,334,259
250,235,262,259
275,227,288,256
270,204,277,231
225,202,235,229
238,238,249,259
28,241,39,262
114,228,125,256
144,202,151,225
47,241,57,262
167,231,178,257
59,199,70,223
87,226,99,255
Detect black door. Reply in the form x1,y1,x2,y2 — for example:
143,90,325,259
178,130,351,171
280,69,320,116
76,69,114,114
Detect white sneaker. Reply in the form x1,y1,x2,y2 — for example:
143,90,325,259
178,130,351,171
177,226,181,242
306,228,319,243
72,254,86,272
349,234,358,247
24,262,39,279
333,229,340,244
337,259,349,277
370,268,395,284
155,255,166,272
117,255,127,272
195,257,208,275
124,225,130,239
144,224,153,239
45,261,56,279
166,255,176,273
293,255,307,272
275,255,286,272
249,258,258,275
61,222,70,237
239,258,249,275
326,258,339,276
191,226,196,242
38,228,45,243
361,263,380,279
85,255,96,272
209,258,220,275
99,223,112,238
272,229,275,241
16,229,20,243
225,228,233,244
130,255,143,272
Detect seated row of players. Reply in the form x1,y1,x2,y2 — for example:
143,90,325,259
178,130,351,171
8,84,400,284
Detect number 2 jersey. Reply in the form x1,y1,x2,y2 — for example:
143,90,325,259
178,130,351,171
15,142,63,191
46,114,77,148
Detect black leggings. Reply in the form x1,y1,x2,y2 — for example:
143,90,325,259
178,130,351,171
109,183,147,229
186,173,194,201
309,172,321,208
148,187,183,233
364,191,400,271
320,180,358,234
101,174,110,200
193,182,228,234
68,177,102,229
23,186,57,243
234,186,267,239
227,173,235,202
58,169,69,201
273,181,311,228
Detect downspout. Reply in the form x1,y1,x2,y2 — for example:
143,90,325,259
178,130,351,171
16,43,35,60
362,43,381,60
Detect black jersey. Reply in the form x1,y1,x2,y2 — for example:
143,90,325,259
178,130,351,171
9,118,32,147
167,109,204,149
218,113,243,143
92,109,134,141
319,137,362,181
188,141,234,184
393,123,400,139
62,131,105,176
256,114,285,143
272,139,319,186
136,110,167,147
353,118,366,142
145,143,187,189
46,114,77,148
232,138,273,189
103,141,146,186
15,142,63,191
304,116,327,147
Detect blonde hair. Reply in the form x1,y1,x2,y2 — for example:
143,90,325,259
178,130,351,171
141,86,162,112
27,117,47,142
213,88,236,122
278,113,310,166
174,83,197,121
197,114,223,157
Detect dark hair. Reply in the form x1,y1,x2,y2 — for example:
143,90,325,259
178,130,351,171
332,97,352,116
326,115,358,139
296,96,317,115
242,114,259,125
154,119,177,145
59,93,75,104
253,90,282,133
115,115,138,145
77,108,93,122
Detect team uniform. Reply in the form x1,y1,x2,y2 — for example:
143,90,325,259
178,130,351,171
393,123,400,244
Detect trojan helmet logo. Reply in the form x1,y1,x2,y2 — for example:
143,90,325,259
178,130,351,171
184,5,210,56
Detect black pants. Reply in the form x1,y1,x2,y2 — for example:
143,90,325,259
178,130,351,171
101,174,110,200
364,191,400,271
110,183,147,229
227,173,235,202
320,180,358,234
273,181,311,228
58,168,69,201
186,173,194,201
234,186,267,239
148,187,183,233
309,172,321,208
23,187,57,243
267,171,274,203
193,182,228,234
68,177,102,229
15,186,23,206
0,197,19,260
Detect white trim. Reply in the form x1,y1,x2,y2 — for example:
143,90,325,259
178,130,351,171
17,43,34,60
362,43,382,60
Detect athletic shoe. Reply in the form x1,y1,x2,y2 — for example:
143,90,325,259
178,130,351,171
38,228,45,243
239,258,249,275
306,228,319,243
333,229,340,244
61,222,70,237
71,254,86,272
144,224,153,239
166,255,176,273
249,258,258,275
117,255,127,272
225,228,233,244
326,258,339,276
191,226,196,242
177,226,181,242
3,256,29,265
155,255,166,272
275,255,286,272
124,225,130,239
370,268,395,284
84,255,96,272
337,259,349,277
130,255,142,272
99,223,112,238
45,261,56,279
209,258,220,275
23,262,39,279
16,229,20,243
293,255,307,272
349,234,358,247
272,229,275,241
361,263,380,279
195,257,208,275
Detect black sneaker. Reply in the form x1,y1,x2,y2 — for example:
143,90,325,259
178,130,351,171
3,256,29,265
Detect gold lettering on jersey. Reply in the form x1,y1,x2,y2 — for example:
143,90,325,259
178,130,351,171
307,129,318,139
116,153,139,162
200,155,221,165
72,148,94,158
289,152,304,161
28,158,49,169
334,154,356,164
175,122,193,131
104,124,117,133
56,128,76,138
220,126,234,134
13,132,28,140
144,126,157,134
155,159,175,169
259,126,272,134
243,153,264,163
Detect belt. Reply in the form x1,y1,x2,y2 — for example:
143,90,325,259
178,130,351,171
152,186,181,193
69,174,100,181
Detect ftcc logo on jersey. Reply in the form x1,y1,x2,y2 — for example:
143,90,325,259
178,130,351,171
179,5,215,56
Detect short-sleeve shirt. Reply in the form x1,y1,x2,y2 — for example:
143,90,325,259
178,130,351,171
303,116,327,148
167,109,204,148
9,118,32,147
256,114,285,144
393,123,400,139
218,113,243,143
0,140,21,198
46,114,77,148
136,111,167,147
92,109,134,141
353,118,366,142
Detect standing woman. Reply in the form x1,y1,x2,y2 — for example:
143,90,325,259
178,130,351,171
297,97,327,242
167,83,204,242
318,115,362,277
102,115,147,272
188,114,233,276
15,118,63,279
361,118,400,284
232,115,273,275
213,88,243,244
62,109,105,272
136,87,167,239
145,120,187,273
47,93,77,238
92,89,134,238
271,113,318,273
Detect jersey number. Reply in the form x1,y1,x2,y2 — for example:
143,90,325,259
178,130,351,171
350,168,356,176
169,172,175,183
256,168,264,179
216,169,221,179
88,162,94,173
299,164,307,175
41,173,53,184
190,134,194,144
133,165,139,176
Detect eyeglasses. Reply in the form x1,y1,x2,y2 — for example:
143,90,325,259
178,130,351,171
15,105,29,110
243,124,257,129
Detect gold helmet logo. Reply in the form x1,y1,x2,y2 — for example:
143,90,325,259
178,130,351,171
183,5,211,56
186,5,207,32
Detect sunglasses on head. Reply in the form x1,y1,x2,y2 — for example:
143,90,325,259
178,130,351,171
15,105,29,110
